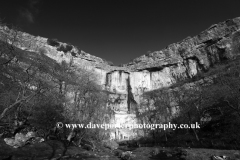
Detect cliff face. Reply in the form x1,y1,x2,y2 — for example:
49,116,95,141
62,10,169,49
1,17,240,140
97,17,240,140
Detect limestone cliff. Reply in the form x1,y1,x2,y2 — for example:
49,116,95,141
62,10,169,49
103,17,240,140
1,17,240,140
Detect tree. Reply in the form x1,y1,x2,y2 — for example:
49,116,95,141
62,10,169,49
0,21,111,147
171,85,204,141
62,67,109,144
0,25,42,122
200,62,240,117
138,88,174,143
0,24,93,136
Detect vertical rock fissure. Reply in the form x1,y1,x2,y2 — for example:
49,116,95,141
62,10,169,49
183,60,192,79
126,76,137,114
205,46,215,67
105,72,110,87
119,70,122,83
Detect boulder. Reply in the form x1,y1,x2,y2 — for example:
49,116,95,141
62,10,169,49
82,144,93,151
4,131,44,148
120,151,136,160
102,140,119,150
4,138,15,147
80,139,96,151
25,131,36,138
152,148,160,156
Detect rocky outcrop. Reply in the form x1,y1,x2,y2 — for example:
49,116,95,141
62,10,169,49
105,17,240,140
1,17,240,140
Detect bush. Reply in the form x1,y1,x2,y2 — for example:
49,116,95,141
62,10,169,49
102,58,114,66
57,44,73,53
71,51,77,57
38,47,48,55
47,38,60,47
107,61,114,66
28,103,65,137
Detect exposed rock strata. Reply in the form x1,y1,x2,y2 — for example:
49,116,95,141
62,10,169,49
1,17,240,140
